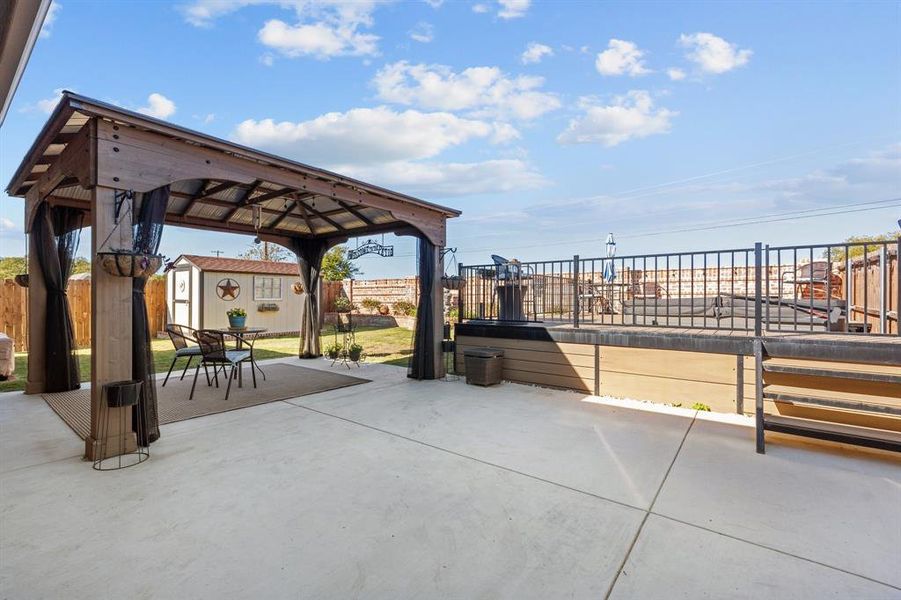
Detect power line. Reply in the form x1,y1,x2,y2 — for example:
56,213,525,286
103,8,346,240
449,199,901,256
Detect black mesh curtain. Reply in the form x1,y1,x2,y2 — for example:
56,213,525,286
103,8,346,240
132,186,169,445
409,235,437,380
32,202,85,392
290,237,330,358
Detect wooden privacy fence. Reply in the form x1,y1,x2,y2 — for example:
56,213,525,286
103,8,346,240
0,277,167,352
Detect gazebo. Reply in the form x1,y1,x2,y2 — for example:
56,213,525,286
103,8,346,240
6,91,460,460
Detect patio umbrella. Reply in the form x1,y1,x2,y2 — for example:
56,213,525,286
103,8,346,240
603,233,617,283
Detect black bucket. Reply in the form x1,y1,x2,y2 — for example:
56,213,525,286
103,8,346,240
103,380,143,408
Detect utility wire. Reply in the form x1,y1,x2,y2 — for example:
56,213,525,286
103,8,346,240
371,198,900,259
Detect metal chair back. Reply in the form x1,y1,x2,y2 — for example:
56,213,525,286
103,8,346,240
195,329,228,362
166,324,197,351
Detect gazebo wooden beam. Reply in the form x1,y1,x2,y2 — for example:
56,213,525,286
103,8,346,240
88,119,452,245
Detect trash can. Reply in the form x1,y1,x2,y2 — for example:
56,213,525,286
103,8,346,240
463,347,505,386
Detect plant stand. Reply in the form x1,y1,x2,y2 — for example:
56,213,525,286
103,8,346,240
330,319,362,369
92,380,149,470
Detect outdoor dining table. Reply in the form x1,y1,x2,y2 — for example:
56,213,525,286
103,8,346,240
214,326,268,381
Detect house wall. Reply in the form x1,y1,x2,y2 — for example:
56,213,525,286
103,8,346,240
201,270,302,333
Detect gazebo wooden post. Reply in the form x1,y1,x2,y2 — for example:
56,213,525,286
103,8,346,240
24,190,46,394
84,186,136,460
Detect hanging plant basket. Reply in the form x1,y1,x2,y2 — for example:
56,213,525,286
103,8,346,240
97,252,163,278
14,274,29,288
292,281,304,295
442,275,465,290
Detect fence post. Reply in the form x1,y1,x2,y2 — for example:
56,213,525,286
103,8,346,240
573,255,580,328
457,262,464,324
754,243,762,337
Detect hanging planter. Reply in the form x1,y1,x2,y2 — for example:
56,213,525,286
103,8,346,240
97,252,163,279
442,275,465,290
14,274,29,288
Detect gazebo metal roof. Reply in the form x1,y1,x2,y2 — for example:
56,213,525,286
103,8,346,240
7,91,459,246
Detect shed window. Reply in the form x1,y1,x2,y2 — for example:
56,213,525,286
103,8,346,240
253,276,282,300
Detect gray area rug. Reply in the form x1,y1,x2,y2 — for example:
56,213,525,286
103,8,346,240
42,363,369,440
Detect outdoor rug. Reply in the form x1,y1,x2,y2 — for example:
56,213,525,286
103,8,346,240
42,363,370,440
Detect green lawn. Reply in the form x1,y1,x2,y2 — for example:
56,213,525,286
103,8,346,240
0,326,414,393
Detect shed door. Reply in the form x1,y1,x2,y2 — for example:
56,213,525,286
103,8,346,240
171,267,192,328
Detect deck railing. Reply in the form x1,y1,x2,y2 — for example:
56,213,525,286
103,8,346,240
458,238,900,336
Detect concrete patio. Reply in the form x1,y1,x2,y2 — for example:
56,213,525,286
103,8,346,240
1,359,899,599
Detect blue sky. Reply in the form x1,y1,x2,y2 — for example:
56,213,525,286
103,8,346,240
1,0,899,278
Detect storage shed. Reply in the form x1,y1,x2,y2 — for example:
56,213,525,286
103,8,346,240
167,255,303,334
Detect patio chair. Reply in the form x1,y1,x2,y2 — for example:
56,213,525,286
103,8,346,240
190,330,256,401
163,324,204,387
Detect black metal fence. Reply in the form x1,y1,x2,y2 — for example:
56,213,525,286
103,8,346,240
458,238,900,336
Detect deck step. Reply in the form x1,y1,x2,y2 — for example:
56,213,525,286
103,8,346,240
763,414,901,452
762,363,901,385
763,387,901,416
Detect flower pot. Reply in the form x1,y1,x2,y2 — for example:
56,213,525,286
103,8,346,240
14,274,29,288
442,275,465,290
228,315,247,329
97,252,162,278
326,349,341,360
104,379,143,408
348,349,363,362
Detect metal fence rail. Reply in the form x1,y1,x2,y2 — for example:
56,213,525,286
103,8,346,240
458,238,900,336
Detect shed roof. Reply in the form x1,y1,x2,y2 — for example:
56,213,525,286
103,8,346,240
178,254,300,276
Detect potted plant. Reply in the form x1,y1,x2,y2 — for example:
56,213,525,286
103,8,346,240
325,342,342,360
334,296,353,313
227,307,247,329
442,275,465,290
97,249,164,278
348,343,363,362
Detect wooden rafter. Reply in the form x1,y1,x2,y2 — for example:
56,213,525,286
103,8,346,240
336,200,375,226
221,179,263,222
296,201,315,234
179,178,210,216
299,198,346,232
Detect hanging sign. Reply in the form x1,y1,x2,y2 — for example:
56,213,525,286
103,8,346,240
348,239,394,260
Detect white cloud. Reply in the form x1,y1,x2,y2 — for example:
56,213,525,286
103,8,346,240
678,32,751,74
233,106,516,166
409,22,434,43
372,61,560,120
341,159,547,197
0,217,17,232
39,2,61,38
137,93,176,119
471,0,529,19
557,91,676,147
258,18,378,59
595,39,650,77
667,68,686,81
424,0,444,7
28,88,66,114
498,0,530,19
259,53,275,66
521,42,553,64
182,1,381,59
232,106,542,197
